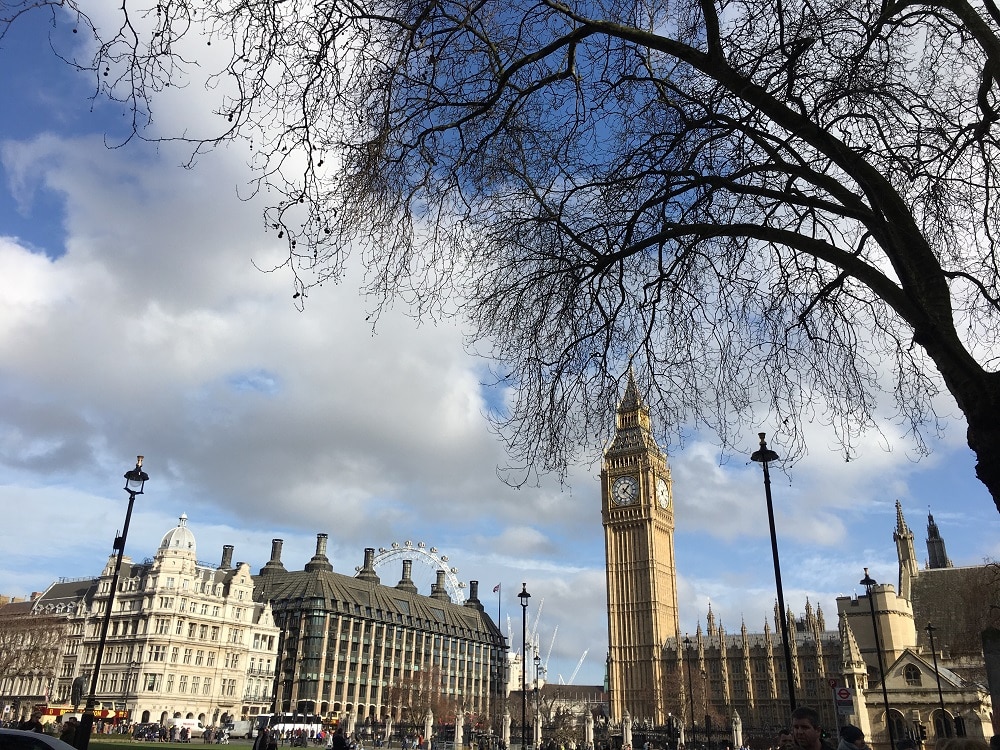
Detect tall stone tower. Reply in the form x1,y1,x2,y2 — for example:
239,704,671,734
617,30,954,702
602,372,679,723
925,511,953,569
893,499,919,600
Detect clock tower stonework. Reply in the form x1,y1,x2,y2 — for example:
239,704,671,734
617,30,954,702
602,372,679,723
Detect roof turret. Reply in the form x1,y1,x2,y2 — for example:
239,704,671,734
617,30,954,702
158,513,196,559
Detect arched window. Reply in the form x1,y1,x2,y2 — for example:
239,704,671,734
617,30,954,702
933,711,952,739
889,711,908,741
904,664,922,686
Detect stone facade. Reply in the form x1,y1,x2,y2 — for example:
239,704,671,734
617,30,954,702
662,603,844,734
2,515,281,726
3,517,507,731
0,597,66,722
254,537,506,726
601,382,994,747
832,503,995,745
602,372,679,724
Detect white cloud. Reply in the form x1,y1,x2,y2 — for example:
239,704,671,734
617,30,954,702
1,18,999,690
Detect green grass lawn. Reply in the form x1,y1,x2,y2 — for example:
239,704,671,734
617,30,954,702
89,741,252,750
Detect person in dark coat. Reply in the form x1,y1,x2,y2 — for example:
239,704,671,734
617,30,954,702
18,712,44,733
60,717,79,745
837,726,866,750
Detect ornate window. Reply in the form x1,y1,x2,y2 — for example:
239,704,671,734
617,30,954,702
904,664,922,686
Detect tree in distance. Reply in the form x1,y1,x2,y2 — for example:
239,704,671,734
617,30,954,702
0,608,66,699
7,0,1000,509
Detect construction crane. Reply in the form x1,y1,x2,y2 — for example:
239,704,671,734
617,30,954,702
544,626,558,672
527,598,545,649
568,649,589,684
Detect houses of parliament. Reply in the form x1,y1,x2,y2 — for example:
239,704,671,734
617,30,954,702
601,374,994,744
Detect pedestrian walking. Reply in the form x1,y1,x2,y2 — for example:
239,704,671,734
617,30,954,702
60,717,79,745
789,707,834,750
837,726,866,750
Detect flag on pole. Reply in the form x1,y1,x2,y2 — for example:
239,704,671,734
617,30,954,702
493,583,501,593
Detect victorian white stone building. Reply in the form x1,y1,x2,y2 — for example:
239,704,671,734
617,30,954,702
27,515,280,725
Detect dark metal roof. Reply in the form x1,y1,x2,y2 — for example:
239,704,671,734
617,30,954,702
255,567,503,643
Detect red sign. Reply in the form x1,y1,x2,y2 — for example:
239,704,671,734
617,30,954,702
828,679,838,689
39,707,126,719
836,687,852,701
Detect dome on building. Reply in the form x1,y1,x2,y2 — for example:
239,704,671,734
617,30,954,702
158,513,196,557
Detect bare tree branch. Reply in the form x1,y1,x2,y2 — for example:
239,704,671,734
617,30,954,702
9,0,1000,508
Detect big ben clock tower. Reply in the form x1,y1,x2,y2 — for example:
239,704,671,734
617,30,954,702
602,371,679,724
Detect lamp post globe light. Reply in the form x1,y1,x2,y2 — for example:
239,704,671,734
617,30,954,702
926,623,950,738
76,457,149,750
518,583,531,750
750,433,797,712
860,568,896,750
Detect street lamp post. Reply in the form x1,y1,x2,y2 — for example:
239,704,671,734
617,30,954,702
683,637,695,745
534,653,541,747
76,457,149,750
750,433,797,712
860,568,896,750
124,660,139,724
518,584,531,750
925,623,949,738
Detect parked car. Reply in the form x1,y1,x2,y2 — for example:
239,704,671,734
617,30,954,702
134,722,163,741
0,729,78,750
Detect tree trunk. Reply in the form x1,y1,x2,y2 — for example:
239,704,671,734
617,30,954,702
966,401,1000,515
916,332,1000,514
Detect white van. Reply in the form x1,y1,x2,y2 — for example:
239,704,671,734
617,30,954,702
227,720,254,739
166,718,206,737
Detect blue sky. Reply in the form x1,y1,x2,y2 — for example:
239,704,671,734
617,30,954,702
1,4,998,689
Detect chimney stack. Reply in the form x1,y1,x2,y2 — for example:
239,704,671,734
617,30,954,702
356,548,380,583
464,580,484,611
220,545,234,570
259,538,287,576
305,533,333,573
430,569,451,601
396,559,418,594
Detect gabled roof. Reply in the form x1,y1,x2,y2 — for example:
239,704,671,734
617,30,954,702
882,648,965,691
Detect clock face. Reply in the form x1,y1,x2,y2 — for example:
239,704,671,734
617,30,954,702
656,477,671,509
612,475,639,506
